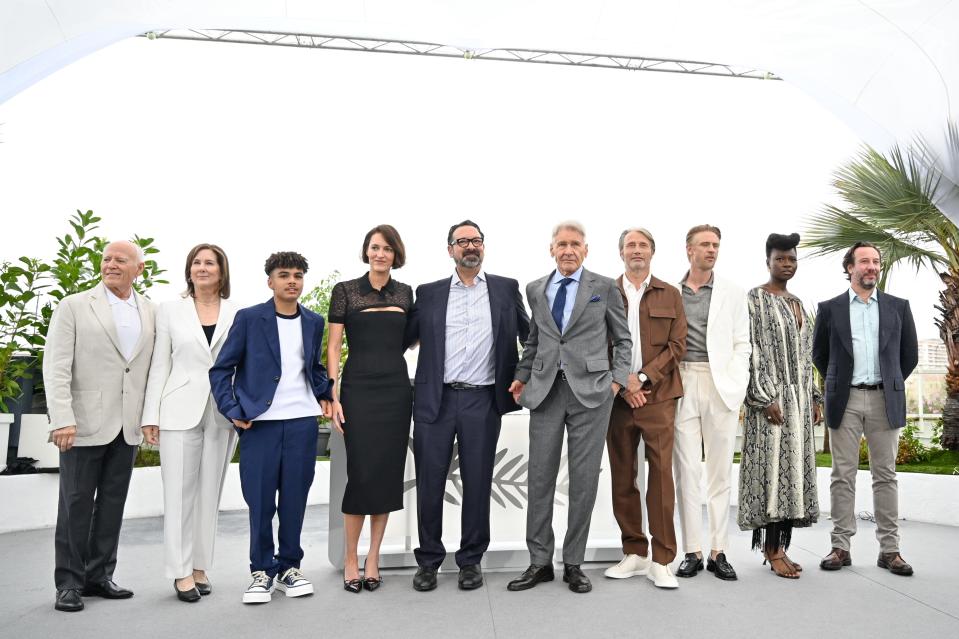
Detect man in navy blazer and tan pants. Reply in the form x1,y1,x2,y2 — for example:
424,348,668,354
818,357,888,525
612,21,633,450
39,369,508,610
813,241,918,576
406,220,530,592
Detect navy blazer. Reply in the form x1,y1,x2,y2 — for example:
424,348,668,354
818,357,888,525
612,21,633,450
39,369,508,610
812,290,918,429
209,298,334,422
406,273,530,424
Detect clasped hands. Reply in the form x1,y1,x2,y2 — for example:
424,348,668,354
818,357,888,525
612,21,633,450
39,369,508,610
764,401,823,426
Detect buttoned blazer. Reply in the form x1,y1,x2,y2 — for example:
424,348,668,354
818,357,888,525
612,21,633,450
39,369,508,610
615,274,687,404
209,298,333,422
42,282,156,446
680,273,751,411
141,296,237,430
405,273,530,424
812,290,918,429
514,268,632,410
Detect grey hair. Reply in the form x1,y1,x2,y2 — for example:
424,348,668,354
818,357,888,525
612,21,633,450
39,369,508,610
551,220,587,242
618,227,656,252
106,240,146,263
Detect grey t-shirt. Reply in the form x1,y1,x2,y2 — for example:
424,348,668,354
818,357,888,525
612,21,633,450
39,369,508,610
681,272,713,362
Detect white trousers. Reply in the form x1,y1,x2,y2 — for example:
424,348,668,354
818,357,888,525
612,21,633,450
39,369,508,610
673,362,740,554
159,398,238,579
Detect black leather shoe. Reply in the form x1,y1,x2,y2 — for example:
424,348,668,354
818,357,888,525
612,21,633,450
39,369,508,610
562,564,592,593
507,564,555,591
676,553,704,578
82,580,134,599
194,579,212,596
55,589,84,612
706,553,738,581
458,564,483,590
174,580,201,603
412,567,438,592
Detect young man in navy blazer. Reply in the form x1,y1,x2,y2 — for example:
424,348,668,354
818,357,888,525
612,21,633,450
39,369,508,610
210,252,333,604
405,220,530,592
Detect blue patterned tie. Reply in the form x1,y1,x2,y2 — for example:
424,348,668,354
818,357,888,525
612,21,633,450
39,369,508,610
551,277,573,332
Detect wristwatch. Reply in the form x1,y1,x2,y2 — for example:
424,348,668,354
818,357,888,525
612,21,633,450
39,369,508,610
638,372,649,386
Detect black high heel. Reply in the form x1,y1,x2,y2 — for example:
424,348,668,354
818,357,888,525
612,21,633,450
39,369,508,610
343,578,362,594
174,579,201,602
363,558,383,592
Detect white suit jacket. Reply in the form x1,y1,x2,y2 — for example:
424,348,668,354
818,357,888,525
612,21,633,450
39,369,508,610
43,282,156,446
681,273,752,411
141,296,237,430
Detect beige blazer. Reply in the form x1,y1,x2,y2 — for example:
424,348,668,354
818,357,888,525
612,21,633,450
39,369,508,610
141,296,236,430
43,282,156,446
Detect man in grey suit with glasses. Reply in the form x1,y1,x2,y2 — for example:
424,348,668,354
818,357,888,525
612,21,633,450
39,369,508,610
506,221,632,594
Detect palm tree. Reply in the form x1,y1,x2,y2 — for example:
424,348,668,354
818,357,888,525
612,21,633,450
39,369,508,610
803,123,959,450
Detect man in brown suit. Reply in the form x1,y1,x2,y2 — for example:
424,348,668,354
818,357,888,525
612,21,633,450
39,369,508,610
604,228,687,589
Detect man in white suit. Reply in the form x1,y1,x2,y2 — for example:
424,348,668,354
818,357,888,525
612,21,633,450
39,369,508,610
672,224,751,581
44,241,156,612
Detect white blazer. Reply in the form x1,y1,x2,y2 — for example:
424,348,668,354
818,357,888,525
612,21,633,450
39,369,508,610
683,273,752,412
141,296,237,430
43,282,156,446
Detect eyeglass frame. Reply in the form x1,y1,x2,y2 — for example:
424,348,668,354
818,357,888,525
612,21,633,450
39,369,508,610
449,237,485,248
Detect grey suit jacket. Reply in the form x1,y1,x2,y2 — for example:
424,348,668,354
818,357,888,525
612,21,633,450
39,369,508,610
43,282,156,446
514,268,631,409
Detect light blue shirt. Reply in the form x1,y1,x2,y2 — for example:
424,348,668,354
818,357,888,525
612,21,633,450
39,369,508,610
849,288,881,385
443,271,495,385
545,266,583,334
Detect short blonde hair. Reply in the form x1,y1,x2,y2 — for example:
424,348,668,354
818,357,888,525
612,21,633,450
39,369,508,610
685,224,721,245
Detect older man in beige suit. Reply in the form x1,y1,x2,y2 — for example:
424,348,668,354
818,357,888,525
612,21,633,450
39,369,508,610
44,241,156,612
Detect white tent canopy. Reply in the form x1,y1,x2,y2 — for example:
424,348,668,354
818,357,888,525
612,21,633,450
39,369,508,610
2,0,957,222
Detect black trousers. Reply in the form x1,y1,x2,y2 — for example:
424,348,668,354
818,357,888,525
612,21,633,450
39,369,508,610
54,430,137,590
413,386,501,569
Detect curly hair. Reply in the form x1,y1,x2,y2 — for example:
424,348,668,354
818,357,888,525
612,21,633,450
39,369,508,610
264,251,309,275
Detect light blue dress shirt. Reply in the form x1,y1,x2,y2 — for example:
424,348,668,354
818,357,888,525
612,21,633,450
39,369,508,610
545,266,583,334
849,288,881,385
443,271,495,385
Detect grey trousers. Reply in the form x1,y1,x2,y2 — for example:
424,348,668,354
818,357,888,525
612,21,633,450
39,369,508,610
526,375,614,566
829,388,901,553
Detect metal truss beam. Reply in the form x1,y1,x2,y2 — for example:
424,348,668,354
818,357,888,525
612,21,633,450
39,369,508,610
147,29,781,81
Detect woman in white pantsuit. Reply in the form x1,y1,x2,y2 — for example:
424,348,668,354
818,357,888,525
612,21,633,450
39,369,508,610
142,244,237,602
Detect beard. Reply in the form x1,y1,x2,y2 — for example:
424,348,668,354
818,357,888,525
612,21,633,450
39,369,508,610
858,273,878,289
457,253,482,269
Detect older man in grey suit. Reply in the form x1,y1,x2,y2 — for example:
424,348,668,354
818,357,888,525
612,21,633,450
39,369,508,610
44,241,156,612
507,221,632,594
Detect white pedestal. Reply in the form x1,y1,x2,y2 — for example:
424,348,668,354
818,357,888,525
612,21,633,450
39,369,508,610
0,413,12,473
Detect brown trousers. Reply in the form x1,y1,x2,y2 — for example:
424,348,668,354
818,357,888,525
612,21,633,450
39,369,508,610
607,396,677,564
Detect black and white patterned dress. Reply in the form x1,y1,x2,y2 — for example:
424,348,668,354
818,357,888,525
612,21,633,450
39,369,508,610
737,287,820,535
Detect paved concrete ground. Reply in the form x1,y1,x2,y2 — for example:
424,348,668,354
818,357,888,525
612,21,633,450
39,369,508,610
2,506,956,638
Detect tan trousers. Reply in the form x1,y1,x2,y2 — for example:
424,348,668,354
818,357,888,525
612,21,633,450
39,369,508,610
673,362,740,554
828,388,901,553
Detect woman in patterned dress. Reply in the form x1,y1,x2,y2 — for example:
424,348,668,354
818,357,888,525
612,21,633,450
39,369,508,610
738,233,821,578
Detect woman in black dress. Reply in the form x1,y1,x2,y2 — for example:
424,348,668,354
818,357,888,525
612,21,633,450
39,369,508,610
327,225,413,593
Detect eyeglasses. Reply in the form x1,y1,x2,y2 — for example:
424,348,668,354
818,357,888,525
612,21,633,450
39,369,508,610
450,237,484,248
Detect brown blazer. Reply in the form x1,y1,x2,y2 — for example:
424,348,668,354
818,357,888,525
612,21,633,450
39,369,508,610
615,274,687,404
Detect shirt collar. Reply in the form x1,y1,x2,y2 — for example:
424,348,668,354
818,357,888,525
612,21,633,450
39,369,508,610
450,270,487,288
359,273,396,295
104,285,138,308
681,271,714,290
849,287,879,304
623,272,652,293
551,265,583,285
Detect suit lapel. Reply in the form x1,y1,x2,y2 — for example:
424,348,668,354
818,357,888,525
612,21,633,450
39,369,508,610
127,291,154,362
563,269,595,334
487,275,503,347
878,295,892,353
433,280,451,375
300,305,315,370
182,296,210,353
835,295,854,357
260,300,282,366
89,284,124,358
210,300,236,351
533,274,559,338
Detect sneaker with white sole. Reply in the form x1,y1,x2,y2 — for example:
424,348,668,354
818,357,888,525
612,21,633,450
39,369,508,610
276,567,314,598
243,571,274,604
647,562,679,589
604,553,651,579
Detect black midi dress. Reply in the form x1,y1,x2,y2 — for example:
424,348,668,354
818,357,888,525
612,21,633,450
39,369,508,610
329,275,414,515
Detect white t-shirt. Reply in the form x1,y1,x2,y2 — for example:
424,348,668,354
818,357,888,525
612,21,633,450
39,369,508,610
623,273,651,374
255,311,322,421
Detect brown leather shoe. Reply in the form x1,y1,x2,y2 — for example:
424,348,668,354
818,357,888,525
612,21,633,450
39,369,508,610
877,552,914,576
819,548,852,571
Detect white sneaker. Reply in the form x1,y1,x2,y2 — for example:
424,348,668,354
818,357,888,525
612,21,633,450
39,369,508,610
604,554,651,579
647,562,679,589
276,567,314,597
243,571,275,604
